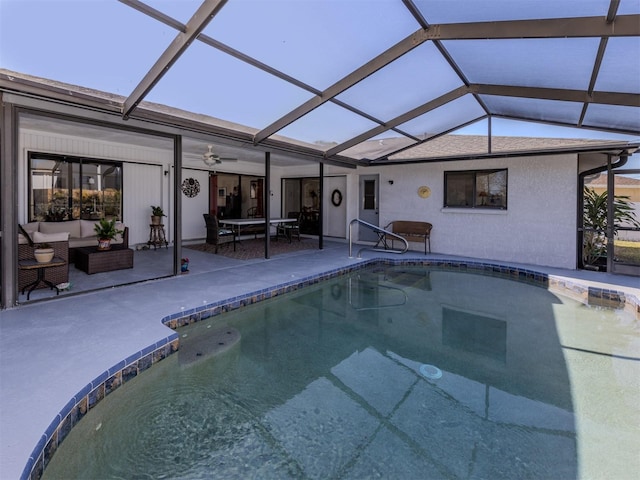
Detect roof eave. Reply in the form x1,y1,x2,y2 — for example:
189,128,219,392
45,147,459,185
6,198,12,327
368,142,640,166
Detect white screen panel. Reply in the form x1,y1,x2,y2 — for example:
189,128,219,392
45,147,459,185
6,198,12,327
336,42,464,121
278,102,379,146
583,104,640,132
144,0,203,23
397,95,486,137
145,41,314,132
481,96,583,125
595,37,640,94
443,38,600,91
341,134,418,161
0,1,174,96
203,0,418,90
413,0,612,23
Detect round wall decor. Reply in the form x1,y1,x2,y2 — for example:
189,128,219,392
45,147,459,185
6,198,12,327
331,188,343,207
181,178,200,198
417,186,431,198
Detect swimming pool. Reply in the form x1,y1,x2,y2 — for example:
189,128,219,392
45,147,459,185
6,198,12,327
43,264,640,479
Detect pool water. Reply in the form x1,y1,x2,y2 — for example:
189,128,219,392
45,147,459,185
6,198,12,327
44,265,640,479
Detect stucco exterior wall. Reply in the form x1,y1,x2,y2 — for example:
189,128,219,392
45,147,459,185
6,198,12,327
356,154,578,269
18,126,580,268
17,129,291,245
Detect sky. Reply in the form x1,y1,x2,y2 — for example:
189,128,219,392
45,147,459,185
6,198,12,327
0,0,638,167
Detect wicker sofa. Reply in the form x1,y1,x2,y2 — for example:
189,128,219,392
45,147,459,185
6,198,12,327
18,219,129,291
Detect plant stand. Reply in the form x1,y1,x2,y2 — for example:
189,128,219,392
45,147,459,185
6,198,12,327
148,224,168,250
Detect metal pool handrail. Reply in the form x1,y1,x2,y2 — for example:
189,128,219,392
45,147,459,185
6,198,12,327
347,276,408,311
349,218,409,258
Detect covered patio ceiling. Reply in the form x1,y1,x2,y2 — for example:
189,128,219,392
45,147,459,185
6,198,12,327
1,0,639,167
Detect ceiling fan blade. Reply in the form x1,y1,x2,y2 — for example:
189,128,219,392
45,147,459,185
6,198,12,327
220,157,238,162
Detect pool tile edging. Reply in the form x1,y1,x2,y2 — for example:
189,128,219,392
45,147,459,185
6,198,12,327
22,333,179,480
22,258,638,479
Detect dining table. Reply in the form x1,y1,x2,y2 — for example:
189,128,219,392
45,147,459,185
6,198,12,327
219,217,298,258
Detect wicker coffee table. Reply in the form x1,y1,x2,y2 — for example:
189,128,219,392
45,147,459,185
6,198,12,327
74,245,134,275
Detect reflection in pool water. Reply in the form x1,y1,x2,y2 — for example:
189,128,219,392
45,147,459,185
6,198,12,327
44,265,640,479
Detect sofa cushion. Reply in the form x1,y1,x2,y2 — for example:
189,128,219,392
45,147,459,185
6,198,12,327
80,220,126,241
40,221,81,238
114,222,126,243
21,222,40,236
80,220,98,238
33,231,70,243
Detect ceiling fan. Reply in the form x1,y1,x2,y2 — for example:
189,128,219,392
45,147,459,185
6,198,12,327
202,145,238,167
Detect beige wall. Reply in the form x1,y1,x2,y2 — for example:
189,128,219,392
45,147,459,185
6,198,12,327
19,127,581,268
323,153,579,269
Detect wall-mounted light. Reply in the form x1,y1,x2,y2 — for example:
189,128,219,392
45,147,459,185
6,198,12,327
88,177,95,185
388,180,394,185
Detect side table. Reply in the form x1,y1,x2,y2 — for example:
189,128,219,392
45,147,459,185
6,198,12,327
148,224,168,249
18,257,67,300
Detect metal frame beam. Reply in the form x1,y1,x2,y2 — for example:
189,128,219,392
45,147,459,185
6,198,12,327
122,0,228,119
253,27,433,144
421,15,639,40
326,81,640,158
118,1,429,143
117,1,639,152
369,115,488,163
494,113,640,137
326,86,469,157
472,84,640,107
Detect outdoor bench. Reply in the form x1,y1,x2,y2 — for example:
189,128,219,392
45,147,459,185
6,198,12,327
384,220,432,254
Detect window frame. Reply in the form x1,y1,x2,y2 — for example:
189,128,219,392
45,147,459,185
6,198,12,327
444,168,508,210
27,151,123,222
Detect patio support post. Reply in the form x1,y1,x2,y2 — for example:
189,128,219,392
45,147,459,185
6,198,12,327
606,153,621,273
174,136,183,275
319,162,324,250
0,97,19,307
264,152,270,259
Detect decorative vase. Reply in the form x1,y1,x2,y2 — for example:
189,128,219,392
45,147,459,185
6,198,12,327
97,238,112,251
34,248,54,263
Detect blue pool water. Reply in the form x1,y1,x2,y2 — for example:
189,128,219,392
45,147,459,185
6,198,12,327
43,265,640,479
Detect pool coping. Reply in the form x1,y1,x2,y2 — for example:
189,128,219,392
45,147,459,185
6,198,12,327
22,257,639,479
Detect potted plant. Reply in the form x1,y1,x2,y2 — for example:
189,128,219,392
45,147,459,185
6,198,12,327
33,243,54,263
582,186,640,270
151,205,166,225
94,218,123,251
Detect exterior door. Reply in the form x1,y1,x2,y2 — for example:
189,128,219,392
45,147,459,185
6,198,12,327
358,174,379,241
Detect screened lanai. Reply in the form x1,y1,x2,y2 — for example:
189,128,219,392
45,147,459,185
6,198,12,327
1,0,640,309
1,0,638,164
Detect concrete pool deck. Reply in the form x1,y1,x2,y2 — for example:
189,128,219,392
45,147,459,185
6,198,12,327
1,240,638,479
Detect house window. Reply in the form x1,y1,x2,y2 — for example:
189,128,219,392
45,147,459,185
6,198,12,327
28,152,123,222
444,169,507,209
